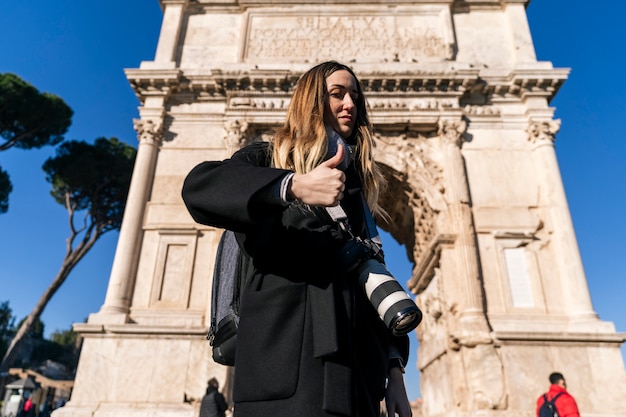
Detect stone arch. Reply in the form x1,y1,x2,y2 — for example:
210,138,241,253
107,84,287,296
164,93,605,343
374,129,446,280
67,3,626,417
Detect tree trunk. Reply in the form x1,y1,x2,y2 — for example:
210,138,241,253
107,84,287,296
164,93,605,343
0,229,100,373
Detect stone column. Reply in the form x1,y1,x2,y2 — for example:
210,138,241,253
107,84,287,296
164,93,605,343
438,119,489,330
527,120,596,321
90,119,163,324
437,119,506,411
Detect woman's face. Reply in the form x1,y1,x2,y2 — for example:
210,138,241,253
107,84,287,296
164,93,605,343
324,69,358,139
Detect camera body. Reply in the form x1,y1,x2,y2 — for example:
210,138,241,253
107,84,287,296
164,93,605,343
339,237,422,336
339,236,385,271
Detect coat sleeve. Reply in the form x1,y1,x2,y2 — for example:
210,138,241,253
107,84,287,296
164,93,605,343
182,142,292,231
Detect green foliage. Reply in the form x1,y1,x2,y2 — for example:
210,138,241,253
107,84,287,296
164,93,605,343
7,324,82,373
0,301,15,357
50,327,78,347
42,137,137,232
0,166,11,213
46,327,81,371
0,73,73,151
0,72,73,214
30,339,65,363
17,316,44,340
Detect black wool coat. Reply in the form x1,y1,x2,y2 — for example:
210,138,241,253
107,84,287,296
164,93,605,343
182,142,409,417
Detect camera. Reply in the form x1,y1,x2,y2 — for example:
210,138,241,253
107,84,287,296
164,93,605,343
339,238,423,336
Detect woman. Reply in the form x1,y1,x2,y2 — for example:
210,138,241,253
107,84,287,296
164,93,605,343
183,61,412,417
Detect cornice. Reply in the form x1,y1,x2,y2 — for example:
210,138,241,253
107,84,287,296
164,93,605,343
452,0,529,11
494,330,626,345
160,0,190,6
124,67,568,105
182,0,526,14
186,0,528,8
190,0,455,8
476,68,569,102
125,68,182,99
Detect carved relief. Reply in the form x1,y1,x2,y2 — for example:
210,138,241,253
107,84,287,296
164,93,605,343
244,11,454,63
224,121,279,154
229,96,289,110
410,195,438,265
416,270,449,370
375,130,444,194
224,120,250,153
369,98,458,111
374,130,444,264
463,104,501,117
417,266,507,411
526,119,561,145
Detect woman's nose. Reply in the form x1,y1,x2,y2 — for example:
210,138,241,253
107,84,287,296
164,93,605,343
343,94,355,109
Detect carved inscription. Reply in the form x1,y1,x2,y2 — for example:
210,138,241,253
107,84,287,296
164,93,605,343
245,13,453,63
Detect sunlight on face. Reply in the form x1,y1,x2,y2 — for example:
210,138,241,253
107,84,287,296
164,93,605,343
324,70,359,139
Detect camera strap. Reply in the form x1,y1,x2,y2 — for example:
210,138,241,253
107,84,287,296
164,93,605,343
325,192,382,247
325,205,351,234
358,192,383,246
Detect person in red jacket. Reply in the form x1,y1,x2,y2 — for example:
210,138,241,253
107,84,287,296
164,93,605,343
536,372,580,417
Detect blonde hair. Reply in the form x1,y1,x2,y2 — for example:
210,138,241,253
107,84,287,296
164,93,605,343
272,61,387,217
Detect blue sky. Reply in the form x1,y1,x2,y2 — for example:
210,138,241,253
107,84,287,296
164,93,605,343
1,0,625,402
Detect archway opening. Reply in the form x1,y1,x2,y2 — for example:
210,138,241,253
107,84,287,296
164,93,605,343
379,229,422,403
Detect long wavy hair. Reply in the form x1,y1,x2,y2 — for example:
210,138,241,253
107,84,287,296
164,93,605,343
272,61,387,217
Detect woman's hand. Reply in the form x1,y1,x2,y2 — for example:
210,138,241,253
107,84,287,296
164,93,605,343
288,145,346,206
385,367,413,417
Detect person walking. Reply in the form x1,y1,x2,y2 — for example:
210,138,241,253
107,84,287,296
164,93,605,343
199,378,228,417
536,372,580,417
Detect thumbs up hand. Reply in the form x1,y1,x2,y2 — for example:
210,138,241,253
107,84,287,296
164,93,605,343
288,145,346,207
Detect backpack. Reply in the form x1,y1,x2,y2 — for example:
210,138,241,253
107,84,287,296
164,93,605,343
23,398,33,412
207,230,253,366
539,392,563,417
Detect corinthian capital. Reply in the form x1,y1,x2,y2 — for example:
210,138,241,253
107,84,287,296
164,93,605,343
438,119,468,147
133,119,163,146
527,119,561,144
224,120,250,151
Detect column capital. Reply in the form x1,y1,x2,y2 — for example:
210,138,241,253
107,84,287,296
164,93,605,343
438,119,467,147
133,119,164,146
224,119,250,154
527,119,561,145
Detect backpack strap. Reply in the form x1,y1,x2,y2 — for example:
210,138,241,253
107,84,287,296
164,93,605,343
544,392,564,406
551,392,564,403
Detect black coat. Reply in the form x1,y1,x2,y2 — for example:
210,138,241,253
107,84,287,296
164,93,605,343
199,387,227,417
182,142,408,417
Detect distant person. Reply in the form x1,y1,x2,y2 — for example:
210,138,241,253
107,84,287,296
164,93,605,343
536,372,580,417
39,400,51,417
20,396,35,417
199,377,228,417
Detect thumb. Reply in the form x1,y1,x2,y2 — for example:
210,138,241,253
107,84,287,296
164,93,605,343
322,144,345,169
